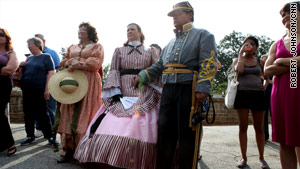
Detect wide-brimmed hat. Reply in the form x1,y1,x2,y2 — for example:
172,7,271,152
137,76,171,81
48,69,88,104
168,1,194,17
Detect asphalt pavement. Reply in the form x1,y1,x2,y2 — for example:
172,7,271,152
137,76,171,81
0,124,290,169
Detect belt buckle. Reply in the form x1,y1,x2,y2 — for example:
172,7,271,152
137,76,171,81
169,67,175,75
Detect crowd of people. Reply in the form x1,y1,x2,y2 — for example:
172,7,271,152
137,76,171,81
0,1,299,169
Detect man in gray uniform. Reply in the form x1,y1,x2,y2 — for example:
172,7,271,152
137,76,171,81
135,1,217,169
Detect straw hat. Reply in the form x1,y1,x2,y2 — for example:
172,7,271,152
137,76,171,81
48,69,88,104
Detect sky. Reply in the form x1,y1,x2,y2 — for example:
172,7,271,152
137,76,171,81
0,0,293,65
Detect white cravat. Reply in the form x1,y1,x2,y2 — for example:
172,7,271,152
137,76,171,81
128,41,141,47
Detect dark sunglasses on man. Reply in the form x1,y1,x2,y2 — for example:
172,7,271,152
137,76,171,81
0,33,7,37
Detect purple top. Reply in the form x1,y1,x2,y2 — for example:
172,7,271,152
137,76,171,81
0,51,11,66
0,50,13,81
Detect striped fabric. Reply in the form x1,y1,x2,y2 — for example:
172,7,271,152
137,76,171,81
102,46,160,117
74,134,156,169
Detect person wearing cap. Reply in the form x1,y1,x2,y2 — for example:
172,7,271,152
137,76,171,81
56,22,104,163
134,1,217,168
34,33,61,138
73,23,161,169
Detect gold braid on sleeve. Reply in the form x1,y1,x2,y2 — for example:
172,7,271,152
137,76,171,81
197,50,217,83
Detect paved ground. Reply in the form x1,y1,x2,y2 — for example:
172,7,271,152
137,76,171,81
198,126,285,169
0,124,292,169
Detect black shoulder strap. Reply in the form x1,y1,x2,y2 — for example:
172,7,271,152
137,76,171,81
203,95,215,124
257,57,264,73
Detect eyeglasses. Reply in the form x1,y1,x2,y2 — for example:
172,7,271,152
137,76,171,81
0,33,7,37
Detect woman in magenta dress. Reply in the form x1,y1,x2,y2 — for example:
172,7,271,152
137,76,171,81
74,23,161,169
264,2,300,169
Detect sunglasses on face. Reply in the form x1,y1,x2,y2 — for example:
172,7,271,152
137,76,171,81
0,33,6,37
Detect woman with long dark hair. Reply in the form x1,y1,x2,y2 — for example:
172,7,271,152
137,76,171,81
233,36,269,168
0,28,18,156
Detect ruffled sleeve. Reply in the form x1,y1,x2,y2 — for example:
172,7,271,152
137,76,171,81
79,43,104,72
103,48,121,90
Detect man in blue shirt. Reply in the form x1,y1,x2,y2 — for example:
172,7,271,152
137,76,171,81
35,34,60,138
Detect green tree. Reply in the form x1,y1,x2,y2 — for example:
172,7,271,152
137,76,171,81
59,47,67,59
101,64,110,86
257,35,275,57
212,31,274,94
215,31,245,86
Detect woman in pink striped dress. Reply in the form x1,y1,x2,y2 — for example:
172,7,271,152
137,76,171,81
74,23,161,169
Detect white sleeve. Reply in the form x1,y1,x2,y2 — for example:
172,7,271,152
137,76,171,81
101,88,122,98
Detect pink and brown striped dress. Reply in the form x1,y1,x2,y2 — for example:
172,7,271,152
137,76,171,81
74,43,161,169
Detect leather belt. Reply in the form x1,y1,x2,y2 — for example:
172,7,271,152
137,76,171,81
120,69,141,76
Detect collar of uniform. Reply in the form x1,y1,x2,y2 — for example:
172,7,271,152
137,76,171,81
128,41,141,47
183,22,194,32
173,22,194,35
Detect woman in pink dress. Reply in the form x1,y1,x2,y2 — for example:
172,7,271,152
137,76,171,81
74,23,161,169
264,2,300,169
57,22,104,163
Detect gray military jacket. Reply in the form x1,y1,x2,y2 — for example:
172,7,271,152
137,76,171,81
139,22,217,94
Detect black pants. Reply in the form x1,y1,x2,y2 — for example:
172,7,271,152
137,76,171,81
156,84,196,169
264,85,272,141
22,87,53,139
0,76,15,151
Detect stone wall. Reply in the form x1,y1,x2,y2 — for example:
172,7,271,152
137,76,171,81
202,98,253,126
9,89,24,123
9,90,266,125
